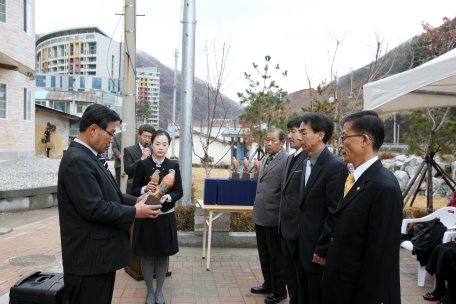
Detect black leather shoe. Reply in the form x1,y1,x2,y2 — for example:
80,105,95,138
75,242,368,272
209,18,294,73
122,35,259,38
264,292,287,304
250,284,271,294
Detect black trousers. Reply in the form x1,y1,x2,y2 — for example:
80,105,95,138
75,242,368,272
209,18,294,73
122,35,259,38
296,250,322,304
255,224,286,294
281,233,306,304
64,272,116,304
115,167,121,187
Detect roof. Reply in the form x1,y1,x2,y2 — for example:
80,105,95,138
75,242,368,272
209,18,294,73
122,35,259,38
45,91,97,103
137,67,159,74
35,104,81,120
35,90,49,100
36,26,110,46
173,130,230,144
168,119,233,127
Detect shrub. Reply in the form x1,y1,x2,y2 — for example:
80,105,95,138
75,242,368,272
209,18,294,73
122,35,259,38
403,206,431,232
230,212,255,232
379,151,397,160
175,203,195,231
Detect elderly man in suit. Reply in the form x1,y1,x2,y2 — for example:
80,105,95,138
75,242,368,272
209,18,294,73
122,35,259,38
251,128,289,304
297,113,348,304
112,120,122,186
279,116,308,304
57,104,162,304
123,124,155,194
321,111,402,304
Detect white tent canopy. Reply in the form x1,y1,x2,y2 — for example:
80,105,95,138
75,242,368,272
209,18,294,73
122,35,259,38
363,48,456,112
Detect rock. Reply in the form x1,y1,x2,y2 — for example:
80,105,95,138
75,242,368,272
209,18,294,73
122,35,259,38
451,161,456,178
382,159,395,171
403,156,424,179
432,178,446,197
395,155,407,161
393,161,404,172
394,171,410,192
433,161,450,177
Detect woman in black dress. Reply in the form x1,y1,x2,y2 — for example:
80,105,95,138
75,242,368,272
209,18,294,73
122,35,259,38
132,130,183,304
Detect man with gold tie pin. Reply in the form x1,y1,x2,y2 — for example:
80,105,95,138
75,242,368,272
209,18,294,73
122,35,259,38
320,110,402,304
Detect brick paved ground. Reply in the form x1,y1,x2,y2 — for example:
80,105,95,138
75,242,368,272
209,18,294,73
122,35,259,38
0,217,442,303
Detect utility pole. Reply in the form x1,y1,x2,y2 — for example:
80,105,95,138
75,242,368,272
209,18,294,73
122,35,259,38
120,0,137,193
179,0,196,206
393,112,396,144
172,48,179,157
72,63,76,115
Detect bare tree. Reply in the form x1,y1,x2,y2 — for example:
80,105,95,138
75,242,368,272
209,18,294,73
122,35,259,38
192,30,238,177
304,62,314,111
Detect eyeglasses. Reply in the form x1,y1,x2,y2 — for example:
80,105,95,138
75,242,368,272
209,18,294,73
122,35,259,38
141,135,152,140
341,134,372,143
100,127,115,138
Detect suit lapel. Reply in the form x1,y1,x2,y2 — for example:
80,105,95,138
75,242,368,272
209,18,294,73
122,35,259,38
284,151,307,190
261,149,285,180
300,148,329,204
282,155,292,189
135,144,143,160
72,142,123,197
335,159,383,213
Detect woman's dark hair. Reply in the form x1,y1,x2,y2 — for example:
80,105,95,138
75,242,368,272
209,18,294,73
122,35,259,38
80,104,120,132
301,113,334,144
138,124,155,135
341,110,384,151
152,129,171,144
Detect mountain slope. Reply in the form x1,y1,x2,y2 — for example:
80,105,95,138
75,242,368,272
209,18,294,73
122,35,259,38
136,50,243,128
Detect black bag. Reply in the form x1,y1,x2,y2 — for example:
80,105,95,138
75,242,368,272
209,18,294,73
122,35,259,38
9,272,67,304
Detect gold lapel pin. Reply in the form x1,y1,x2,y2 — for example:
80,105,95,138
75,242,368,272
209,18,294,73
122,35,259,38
357,187,360,190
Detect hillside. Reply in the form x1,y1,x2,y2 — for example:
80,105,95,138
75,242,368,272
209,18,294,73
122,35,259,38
136,50,243,128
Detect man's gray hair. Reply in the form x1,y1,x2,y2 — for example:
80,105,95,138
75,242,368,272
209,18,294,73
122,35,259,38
266,128,286,141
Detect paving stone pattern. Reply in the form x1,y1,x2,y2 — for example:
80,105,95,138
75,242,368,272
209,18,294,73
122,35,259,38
0,217,442,303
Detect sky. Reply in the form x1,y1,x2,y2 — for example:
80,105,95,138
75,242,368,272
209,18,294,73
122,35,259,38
36,0,456,101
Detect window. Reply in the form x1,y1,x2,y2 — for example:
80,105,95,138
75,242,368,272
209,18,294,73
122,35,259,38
36,75,46,87
81,43,84,54
35,100,46,106
69,43,73,56
23,88,31,121
51,76,55,88
80,76,85,88
77,104,87,113
0,0,5,23
92,78,101,89
23,0,31,36
111,55,114,76
75,43,79,55
69,76,73,88
0,83,6,119
108,80,111,90
88,43,96,54
54,101,66,112
60,76,62,88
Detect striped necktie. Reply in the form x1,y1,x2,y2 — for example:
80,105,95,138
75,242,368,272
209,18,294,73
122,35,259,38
97,154,110,172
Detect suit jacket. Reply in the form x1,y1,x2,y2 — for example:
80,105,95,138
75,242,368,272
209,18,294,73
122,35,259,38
131,157,183,210
112,132,122,169
57,141,136,275
298,147,348,274
253,148,288,227
321,159,402,304
279,151,308,240
124,143,143,180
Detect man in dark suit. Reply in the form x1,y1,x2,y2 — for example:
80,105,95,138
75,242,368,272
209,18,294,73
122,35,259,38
123,124,155,194
321,111,402,304
297,113,348,304
251,128,289,304
279,116,308,304
112,120,122,186
57,104,162,304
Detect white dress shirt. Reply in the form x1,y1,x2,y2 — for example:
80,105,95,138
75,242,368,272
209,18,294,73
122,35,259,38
74,138,97,156
353,156,379,182
294,147,302,157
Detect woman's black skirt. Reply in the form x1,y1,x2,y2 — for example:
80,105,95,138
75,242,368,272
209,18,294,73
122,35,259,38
131,212,179,257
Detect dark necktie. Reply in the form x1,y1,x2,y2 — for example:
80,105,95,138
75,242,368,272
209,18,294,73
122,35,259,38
97,154,110,172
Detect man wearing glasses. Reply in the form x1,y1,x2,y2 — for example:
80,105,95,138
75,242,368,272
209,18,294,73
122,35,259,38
57,104,162,303
320,111,402,304
124,124,155,194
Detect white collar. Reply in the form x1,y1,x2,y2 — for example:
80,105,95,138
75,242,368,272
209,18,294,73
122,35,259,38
353,156,379,182
74,138,98,156
294,148,302,157
152,155,165,167
139,142,145,152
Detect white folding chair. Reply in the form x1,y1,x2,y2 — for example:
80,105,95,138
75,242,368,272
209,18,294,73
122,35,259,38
401,207,456,286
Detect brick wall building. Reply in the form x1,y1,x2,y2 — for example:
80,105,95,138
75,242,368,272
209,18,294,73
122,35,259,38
0,0,36,161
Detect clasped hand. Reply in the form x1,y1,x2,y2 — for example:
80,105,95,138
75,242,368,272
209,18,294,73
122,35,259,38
144,181,156,192
312,254,326,266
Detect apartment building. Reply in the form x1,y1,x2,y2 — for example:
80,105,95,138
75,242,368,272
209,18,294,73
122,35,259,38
0,0,36,161
35,26,123,79
137,67,160,128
